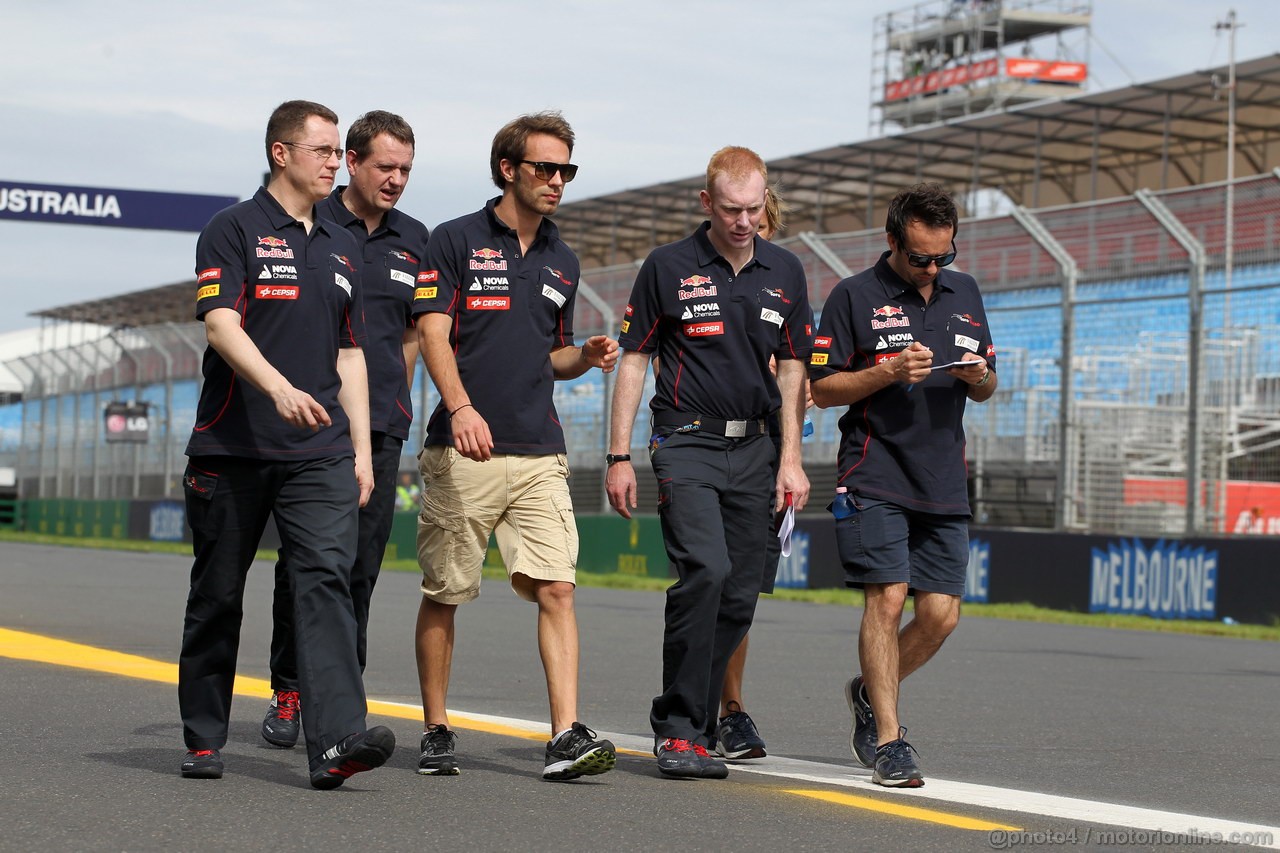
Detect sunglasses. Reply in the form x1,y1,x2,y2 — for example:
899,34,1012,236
904,240,958,269
518,160,579,182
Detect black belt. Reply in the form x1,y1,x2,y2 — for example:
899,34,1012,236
652,411,770,438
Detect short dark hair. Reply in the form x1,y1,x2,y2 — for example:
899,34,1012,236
885,183,959,246
346,110,415,160
265,100,339,174
489,111,575,190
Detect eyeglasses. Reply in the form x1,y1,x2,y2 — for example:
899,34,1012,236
904,240,958,269
518,160,578,182
283,141,344,161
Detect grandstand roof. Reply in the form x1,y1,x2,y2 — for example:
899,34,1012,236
30,54,1280,328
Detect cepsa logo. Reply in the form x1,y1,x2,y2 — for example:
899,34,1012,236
418,270,438,283
813,336,832,349
255,285,299,300
197,268,220,284
415,286,438,300
684,321,724,338
986,344,996,357
467,295,510,310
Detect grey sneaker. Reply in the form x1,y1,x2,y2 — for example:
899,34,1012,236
655,737,728,779
872,728,924,788
543,722,617,781
417,725,460,776
844,675,877,768
715,710,766,759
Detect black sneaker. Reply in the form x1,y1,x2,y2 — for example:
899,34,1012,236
261,689,301,748
180,748,223,779
308,726,396,790
872,728,924,788
417,725,460,776
655,737,729,779
543,722,617,781
844,675,877,768
715,709,766,759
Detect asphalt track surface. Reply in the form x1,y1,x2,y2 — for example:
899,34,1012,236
2,540,1277,852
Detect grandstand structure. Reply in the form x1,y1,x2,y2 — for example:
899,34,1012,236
3,51,1280,538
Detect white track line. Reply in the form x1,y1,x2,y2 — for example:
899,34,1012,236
379,700,1280,849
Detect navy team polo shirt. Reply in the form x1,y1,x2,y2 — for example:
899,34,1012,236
619,222,812,420
411,197,580,454
185,186,367,461
318,187,429,440
809,251,996,516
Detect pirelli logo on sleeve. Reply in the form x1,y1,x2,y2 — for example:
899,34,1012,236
414,286,438,300
810,353,829,366
196,284,220,301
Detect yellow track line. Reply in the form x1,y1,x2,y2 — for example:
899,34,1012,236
0,627,1012,827
787,789,1022,831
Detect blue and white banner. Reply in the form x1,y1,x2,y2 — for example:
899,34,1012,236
963,538,990,603
1089,538,1218,620
0,180,237,232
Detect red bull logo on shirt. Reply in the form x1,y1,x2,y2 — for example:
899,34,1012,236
678,274,717,301
256,236,293,258
469,247,507,271
871,305,909,330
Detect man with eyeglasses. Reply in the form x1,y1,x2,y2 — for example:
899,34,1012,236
607,146,812,779
809,182,996,788
258,110,431,751
178,100,395,788
410,111,620,781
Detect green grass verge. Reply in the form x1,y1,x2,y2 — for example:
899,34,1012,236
5,530,1276,641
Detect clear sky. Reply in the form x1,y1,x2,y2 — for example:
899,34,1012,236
0,0,1267,332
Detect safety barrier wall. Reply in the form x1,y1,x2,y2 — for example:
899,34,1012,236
9,501,1277,625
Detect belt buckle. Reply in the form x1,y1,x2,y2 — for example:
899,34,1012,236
724,420,747,438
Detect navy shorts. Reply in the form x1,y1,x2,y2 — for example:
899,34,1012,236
833,496,969,596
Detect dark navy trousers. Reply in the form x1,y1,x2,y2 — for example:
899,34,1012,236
648,430,774,745
268,433,403,687
179,454,366,765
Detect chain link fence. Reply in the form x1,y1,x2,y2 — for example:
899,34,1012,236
4,172,1280,535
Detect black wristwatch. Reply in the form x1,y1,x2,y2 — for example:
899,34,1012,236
605,454,631,466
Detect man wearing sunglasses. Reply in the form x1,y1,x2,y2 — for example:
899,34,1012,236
410,111,620,781
259,110,431,751
607,146,812,779
178,100,395,788
809,183,996,788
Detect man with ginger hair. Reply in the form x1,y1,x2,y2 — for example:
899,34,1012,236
607,146,812,779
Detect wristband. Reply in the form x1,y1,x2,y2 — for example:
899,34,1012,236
449,403,474,419
975,368,991,387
